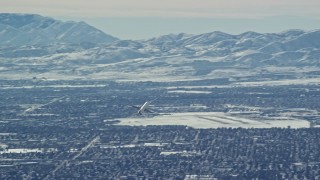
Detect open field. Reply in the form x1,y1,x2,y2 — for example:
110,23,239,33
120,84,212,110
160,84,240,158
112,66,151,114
116,112,310,129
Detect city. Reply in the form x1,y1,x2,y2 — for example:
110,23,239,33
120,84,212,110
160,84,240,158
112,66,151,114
0,79,320,179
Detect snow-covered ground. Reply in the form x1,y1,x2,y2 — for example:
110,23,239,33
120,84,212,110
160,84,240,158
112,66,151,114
0,148,57,154
116,112,310,129
167,90,212,94
1,25,320,82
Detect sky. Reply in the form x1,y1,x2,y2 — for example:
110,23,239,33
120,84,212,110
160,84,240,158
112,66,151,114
1,0,320,40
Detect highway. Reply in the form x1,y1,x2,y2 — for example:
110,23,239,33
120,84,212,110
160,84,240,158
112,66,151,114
44,136,100,179
21,96,65,115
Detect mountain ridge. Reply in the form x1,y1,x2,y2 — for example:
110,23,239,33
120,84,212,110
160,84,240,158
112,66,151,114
0,13,118,46
1,13,320,82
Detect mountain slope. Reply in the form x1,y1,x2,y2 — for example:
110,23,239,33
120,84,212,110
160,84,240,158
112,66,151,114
1,14,320,82
0,13,118,46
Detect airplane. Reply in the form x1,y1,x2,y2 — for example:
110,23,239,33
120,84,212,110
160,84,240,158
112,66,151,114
131,100,155,115
131,98,171,116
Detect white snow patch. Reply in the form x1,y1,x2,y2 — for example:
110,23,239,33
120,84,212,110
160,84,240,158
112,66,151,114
116,112,309,129
234,78,320,86
168,90,211,94
234,50,259,57
0,148,57,154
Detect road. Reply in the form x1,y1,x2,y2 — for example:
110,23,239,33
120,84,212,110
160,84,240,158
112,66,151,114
21,96,65,115
44,136,100,179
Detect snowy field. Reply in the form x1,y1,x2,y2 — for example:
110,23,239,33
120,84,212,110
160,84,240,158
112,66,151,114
116,112,310,129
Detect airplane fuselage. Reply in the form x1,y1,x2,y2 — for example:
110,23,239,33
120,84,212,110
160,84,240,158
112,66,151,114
138,101,150,114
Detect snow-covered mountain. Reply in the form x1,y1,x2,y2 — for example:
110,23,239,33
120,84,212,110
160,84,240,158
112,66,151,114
1,13,320,83
0,13,118,46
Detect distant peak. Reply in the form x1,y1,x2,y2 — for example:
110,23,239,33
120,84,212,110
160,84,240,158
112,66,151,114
279,29,305,36
0,13,118,46
237,31,262,38
0,13,54,28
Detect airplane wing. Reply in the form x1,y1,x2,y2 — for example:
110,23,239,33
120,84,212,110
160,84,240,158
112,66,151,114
131,105,141,109
144,108,156,113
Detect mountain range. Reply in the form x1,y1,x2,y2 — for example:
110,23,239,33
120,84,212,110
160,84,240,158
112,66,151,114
1,13,320,83
0,13,117,46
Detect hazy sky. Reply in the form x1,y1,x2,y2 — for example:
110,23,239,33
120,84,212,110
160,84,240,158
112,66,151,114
1,0,320,39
